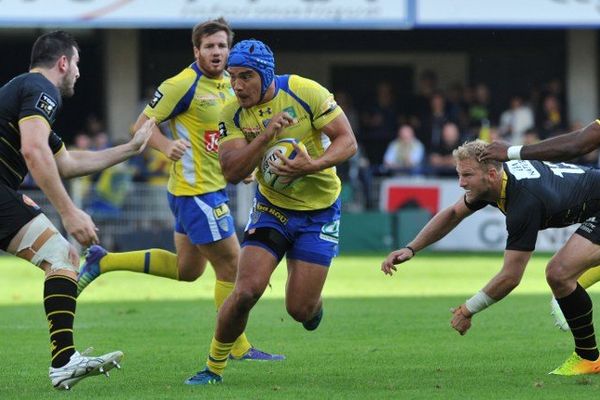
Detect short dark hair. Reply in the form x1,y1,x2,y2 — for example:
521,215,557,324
192,17,234,48
30,30,79,69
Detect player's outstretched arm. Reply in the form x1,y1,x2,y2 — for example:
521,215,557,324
381,196,474,276
55,118,156,179
481,120,600,162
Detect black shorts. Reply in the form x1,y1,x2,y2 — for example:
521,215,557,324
0,184,42,250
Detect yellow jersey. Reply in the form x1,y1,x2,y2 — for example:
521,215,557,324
219,74,343,210
144,63,233,196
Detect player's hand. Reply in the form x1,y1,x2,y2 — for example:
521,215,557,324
61,207,99,247
381,248,414,276
479,140,511,162
263,112,294,141
450,304,473,335
130,117,156,154
164,138,191,161
268,142,316,182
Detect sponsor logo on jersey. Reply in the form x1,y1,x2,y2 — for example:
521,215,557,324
35,92,57,119
218,122,228,137
282,106,297,119
205,130,219,152
258,107,272,117
148,90,163,108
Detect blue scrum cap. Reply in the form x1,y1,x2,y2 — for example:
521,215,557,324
228,39,275,99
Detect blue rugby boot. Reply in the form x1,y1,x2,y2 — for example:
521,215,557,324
77,245,107,296
184,368,222,385
229,347,285,361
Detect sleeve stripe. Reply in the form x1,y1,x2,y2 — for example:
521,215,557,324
18,115,51,129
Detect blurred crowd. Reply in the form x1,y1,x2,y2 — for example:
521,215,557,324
336,70,599,209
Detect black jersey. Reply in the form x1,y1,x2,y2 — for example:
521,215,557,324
466,160,600,251
0,72,65,190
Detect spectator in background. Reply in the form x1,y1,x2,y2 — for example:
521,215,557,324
468,83,492,130
522,128,541,146
429,121,461,176
446,82,469,132
412,69,438,123
419,90,452,151
383,124,425,175
361,81,399,163
498,94,534,145
538,94,565,139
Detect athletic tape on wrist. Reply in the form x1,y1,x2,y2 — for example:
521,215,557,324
465,290,496,314
507,145,523,160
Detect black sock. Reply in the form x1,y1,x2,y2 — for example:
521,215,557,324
44,276,77,368
556,283,599,361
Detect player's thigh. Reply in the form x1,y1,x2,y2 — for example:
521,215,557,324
285,259,329,308
196,234,240,281
549,226,600,282
174,232,207,278
235,245,280,299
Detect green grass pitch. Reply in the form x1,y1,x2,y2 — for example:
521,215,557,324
1,252,599,399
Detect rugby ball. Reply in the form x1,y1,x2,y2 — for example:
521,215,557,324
261,138,306,190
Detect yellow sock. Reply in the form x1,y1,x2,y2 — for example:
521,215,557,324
579,265,600,289
99,249,179,280
214,280,252,357
207,337,234,376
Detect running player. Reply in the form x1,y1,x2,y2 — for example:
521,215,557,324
184,38,357,385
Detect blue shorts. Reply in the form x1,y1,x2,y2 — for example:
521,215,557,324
243,191,341,267
168,190,235,245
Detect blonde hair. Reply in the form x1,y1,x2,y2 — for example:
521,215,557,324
452,140,502,171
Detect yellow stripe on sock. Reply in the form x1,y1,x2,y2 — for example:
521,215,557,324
206,337,234,376
51,345,75,361
47,310,75,318
44,294,76,302
45,276,77,285
50,328,73,336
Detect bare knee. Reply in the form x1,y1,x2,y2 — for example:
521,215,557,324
546,259,572,290
231,287,262,313
286,302,317,323
177,261,206,282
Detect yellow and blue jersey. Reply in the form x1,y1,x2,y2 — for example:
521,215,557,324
219,74,343,210
144,63,234,196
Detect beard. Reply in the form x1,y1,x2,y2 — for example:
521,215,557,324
58,71,76,98
58,78,75,98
